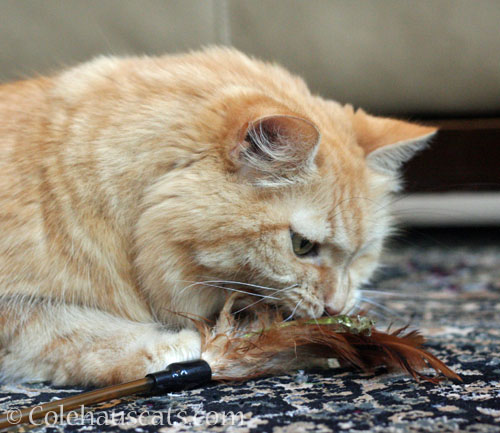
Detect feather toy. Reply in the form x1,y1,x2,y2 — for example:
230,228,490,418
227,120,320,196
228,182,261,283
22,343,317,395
200,294,460,383
0,296,460,429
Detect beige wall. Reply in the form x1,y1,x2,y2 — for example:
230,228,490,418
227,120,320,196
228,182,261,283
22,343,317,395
1,0,499,115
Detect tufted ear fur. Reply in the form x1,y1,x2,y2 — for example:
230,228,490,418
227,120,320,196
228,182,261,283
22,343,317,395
231,115,321,186
347,106,437,174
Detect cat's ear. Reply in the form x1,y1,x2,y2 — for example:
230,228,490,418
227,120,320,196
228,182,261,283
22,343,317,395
232,114,321,185
347,106,437,174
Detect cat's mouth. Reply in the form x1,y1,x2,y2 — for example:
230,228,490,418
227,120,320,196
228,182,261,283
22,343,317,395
279,286,360,320
282,288,359,320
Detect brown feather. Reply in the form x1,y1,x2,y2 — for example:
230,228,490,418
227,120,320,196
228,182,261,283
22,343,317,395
198,296,461,383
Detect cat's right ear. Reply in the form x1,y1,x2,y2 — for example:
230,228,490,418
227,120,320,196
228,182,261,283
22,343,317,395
230,114,321,185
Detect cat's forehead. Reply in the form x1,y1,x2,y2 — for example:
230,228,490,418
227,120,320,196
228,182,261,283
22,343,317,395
290,205,331,243
282,164,384,252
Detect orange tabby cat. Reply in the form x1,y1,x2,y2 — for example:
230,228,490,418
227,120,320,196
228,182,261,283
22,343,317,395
0,48,435,386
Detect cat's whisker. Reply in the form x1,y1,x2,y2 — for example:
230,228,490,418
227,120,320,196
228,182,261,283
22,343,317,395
358,296,407,323
283,298,303,322
178,280,205,294
197,283,280,300
359,289,423,299
178,279,291,295
361,308,389,322
349,299,386,321
177,280,233,296
348,297,404,324
178,280,279,299
233,284,298,315
194,280,293,292
312,316,321,327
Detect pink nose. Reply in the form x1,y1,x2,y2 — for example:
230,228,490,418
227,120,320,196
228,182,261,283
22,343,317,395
324,305,340,316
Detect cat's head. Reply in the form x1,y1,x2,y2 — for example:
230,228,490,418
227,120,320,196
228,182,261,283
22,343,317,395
130,49,436,323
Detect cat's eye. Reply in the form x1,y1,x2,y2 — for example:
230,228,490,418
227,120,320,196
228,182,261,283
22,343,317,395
290,231,318,257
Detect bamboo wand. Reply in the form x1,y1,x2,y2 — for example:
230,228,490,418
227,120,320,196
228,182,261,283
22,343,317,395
0,360,211,430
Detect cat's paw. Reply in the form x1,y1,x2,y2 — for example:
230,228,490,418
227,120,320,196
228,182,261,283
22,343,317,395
147,328,202,374
87,328,202,385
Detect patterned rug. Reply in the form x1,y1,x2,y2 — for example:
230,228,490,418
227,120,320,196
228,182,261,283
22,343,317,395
1,229,499,432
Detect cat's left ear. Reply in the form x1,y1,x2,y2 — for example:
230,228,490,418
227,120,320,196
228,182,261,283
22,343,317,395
232,114,321,184
348,107,437,174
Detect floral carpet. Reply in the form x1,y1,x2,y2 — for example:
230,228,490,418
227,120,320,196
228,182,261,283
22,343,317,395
1,229,499,432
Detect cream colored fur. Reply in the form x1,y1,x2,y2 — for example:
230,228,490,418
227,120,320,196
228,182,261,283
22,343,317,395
0,47,436,385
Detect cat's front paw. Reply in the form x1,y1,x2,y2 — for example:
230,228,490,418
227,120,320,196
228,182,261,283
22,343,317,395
89,328,202,385
147,328,202,374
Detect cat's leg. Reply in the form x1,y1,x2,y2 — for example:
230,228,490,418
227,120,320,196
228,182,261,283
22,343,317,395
0,303,201,386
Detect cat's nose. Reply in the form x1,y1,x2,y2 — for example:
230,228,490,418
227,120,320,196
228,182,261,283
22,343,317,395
324,290,345,316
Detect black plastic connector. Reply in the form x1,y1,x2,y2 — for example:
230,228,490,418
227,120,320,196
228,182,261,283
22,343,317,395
146,360,212,393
